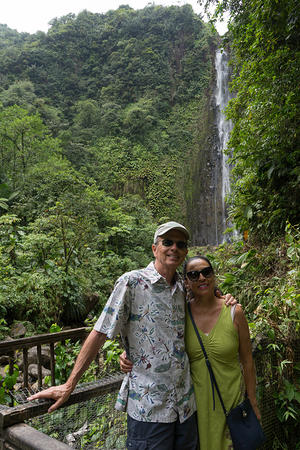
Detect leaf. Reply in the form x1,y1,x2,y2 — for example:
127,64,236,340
245,206,253,220
294,391,300,404
267,165,275,179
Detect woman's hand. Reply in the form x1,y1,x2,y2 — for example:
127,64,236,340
249,399,262,421
120,351,133,373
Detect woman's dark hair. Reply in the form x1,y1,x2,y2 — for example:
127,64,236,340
182,255,214,279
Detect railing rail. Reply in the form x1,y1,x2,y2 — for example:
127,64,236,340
0,374,124,449
1,332,298,449
0,328,89,390
1,423,71,450
0,374,124,429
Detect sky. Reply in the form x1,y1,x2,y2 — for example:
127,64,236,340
0,0,228,35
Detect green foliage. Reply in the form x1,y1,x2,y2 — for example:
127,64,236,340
43,324,98,386
201,223,300,329
0,181,155,328
274,376,300,422
0,184,19,215
0,318,10,340
80,398,126,449
43,325,123,387
200,0,299,240
47,324,75,384
0,364,19,405
0,105,61,190
0,6,213,111
0,6,215,225
123,97,158,139
0,80,37,111
102,339,123,373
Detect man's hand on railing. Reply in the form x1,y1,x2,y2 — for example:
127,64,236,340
27,382,73,413
119,351,133,373
27,330,107,413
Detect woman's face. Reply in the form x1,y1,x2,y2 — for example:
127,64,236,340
185,258,215,298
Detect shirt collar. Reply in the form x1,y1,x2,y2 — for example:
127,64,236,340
146,261,184,292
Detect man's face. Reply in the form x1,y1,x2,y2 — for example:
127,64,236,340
152,229,188,271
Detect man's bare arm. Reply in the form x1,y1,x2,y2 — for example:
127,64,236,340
27,330,106,412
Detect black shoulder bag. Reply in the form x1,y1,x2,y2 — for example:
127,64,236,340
187,303,266,450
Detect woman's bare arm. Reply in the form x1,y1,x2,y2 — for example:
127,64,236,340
234,305,261,420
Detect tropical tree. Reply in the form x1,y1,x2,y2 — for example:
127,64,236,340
0,105,61,189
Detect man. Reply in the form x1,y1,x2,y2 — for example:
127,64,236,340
28,221,233,449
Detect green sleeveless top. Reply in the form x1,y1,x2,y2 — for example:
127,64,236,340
185,303,245,450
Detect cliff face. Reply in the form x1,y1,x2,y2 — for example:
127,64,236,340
185,49,231,246
0,9,231,247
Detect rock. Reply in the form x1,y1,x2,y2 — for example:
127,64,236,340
10,323,27,338
1,335,14,342
66,422,88,448
0,366,6,378
84,293,99,314
0,355,10,365
17,373,24,382
17,346,52,369
40,347,52,368
28,364,51,380
31,381,39,392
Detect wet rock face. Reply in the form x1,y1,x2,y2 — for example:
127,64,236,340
186,49,232,246
186,89,224,246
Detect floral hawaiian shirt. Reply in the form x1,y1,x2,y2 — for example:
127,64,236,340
94,261,196,423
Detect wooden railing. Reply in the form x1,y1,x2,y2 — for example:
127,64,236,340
0,374,124,428
0,328,125,448
0,420,71,450
0,328,89,391
0,374,124,449
1,331,299,449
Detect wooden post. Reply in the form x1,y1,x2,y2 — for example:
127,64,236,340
50,343,55,386
36,345,42,390
23,349,28,389
8,354,15,407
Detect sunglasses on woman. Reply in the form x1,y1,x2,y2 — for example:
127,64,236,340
186,267,214,281
160,239,188,249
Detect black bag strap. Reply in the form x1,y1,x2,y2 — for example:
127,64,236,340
187,302,228,416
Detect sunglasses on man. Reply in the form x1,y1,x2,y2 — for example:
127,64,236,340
159,239,188,250
186,267,214,281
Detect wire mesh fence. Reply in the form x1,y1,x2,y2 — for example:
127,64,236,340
28,391,127,449
3,339,299,449
254,338,300,450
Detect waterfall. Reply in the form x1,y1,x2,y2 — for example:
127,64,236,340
215,49,233,242
187,48,235,246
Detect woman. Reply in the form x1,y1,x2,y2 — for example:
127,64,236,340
183,255,261,449
120,255,260,448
